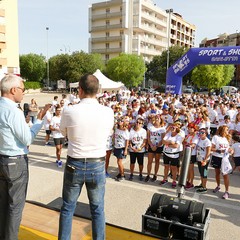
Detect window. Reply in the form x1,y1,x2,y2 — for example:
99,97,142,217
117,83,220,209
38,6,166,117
119,42,122,48
105,54,109,60
106,43,109,49
120,30,124,36
106,32,109,37
106,20,110,26
106,8,110,13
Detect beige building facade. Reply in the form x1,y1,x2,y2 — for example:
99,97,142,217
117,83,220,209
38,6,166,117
0,0,19,78
89,0,196,63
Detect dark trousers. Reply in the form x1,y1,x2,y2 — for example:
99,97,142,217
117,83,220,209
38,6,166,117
0,155,29,240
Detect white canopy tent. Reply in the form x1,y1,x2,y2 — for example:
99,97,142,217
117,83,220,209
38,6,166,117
69,69,125,92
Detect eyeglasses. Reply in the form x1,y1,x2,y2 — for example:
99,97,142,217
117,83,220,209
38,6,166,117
136,121,143,125
199,131,206,135
17,87,25,93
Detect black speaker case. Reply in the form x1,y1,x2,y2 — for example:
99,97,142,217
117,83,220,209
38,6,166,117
142,208,210,240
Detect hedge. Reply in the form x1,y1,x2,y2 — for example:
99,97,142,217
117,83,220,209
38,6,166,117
24,81,43,90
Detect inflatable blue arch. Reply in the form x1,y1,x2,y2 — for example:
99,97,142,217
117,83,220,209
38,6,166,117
166,46,240,94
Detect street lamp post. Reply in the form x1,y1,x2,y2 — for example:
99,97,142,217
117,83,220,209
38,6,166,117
46,27,50,87
166,9,173,71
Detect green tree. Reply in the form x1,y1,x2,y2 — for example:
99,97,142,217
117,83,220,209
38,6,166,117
20,53,46,82
49,54,71,81
146,46,189,84
49,51,105,83
191,65,235,90
106,53,145,87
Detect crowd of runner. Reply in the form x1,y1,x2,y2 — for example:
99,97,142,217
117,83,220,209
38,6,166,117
23,89,240,200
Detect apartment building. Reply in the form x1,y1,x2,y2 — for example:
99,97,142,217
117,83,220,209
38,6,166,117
200,33,240,86
89,0,196,63
0,0,20,78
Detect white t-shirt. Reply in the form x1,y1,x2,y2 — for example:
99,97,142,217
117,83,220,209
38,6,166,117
196,138,212,162
106,131,113,151
209,109,219,128
231,142,240,157
114,128,130,148
43,110,52,130
50,116,64,138
211,135,229,158
148,125,166,147
163,132,183,158
129,128,147,153
184,134,199,155
60,98,114,158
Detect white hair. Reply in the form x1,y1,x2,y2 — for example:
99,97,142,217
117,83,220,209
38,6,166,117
0,74,23,93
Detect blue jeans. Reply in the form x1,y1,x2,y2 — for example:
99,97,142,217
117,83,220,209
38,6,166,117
58,156,106,240
0,155,29,240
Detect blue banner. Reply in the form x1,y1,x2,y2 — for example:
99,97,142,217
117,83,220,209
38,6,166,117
166,46,240,94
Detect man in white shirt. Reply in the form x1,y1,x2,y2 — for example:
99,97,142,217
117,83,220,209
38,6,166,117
58,74,114,240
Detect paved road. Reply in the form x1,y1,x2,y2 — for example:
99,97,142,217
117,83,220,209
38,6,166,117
23,92,240,240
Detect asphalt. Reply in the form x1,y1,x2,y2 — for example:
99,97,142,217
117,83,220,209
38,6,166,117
23,92,240,240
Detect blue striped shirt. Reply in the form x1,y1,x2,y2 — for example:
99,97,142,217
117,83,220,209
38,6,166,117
0,97,43,156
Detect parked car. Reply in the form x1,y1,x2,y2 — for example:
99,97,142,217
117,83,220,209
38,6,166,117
183,86,194,94
221,86,238,94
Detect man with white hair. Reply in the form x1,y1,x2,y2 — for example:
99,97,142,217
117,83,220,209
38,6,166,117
0,74,49,240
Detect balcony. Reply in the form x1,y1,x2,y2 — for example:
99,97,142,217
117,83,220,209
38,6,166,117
91,23,123,31
91,47,122,53
0,9,5,17
0,34,6,42
141,12,167,28
91,0,122,9
0,42,6,49
0,58,7,65
0,24,5,34
142,38,167,48
91,35,123,43
141,24,166,37
91,11,123,20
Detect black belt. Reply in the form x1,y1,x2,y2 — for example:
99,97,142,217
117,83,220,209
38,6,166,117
68,156,105,162
0,154,27,159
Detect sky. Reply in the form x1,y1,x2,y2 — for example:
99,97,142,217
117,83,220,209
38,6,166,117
18,0,240,58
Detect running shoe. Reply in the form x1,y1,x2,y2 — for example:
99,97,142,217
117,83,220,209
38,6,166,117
151,175,157,182
185,182,194,189
139,174,144,181
45,142,52,146
172,181,177,188
196,187,208,193
194,184,203,189
213,186,221,193
222,192,229,199
160,179,168,185
129,174,134,181
105,172,110,178
145,175,150,182
57,160,63,168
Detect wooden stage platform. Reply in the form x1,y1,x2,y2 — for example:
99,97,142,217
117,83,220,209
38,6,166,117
19,202,158,240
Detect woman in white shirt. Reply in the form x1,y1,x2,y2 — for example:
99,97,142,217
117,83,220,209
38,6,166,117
113,117,130,181
183,122,199,189
128,115,147,181
195,128,211,193
162,123,183,188
145,114,166,182
211,125,231,199
49,106,65,167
